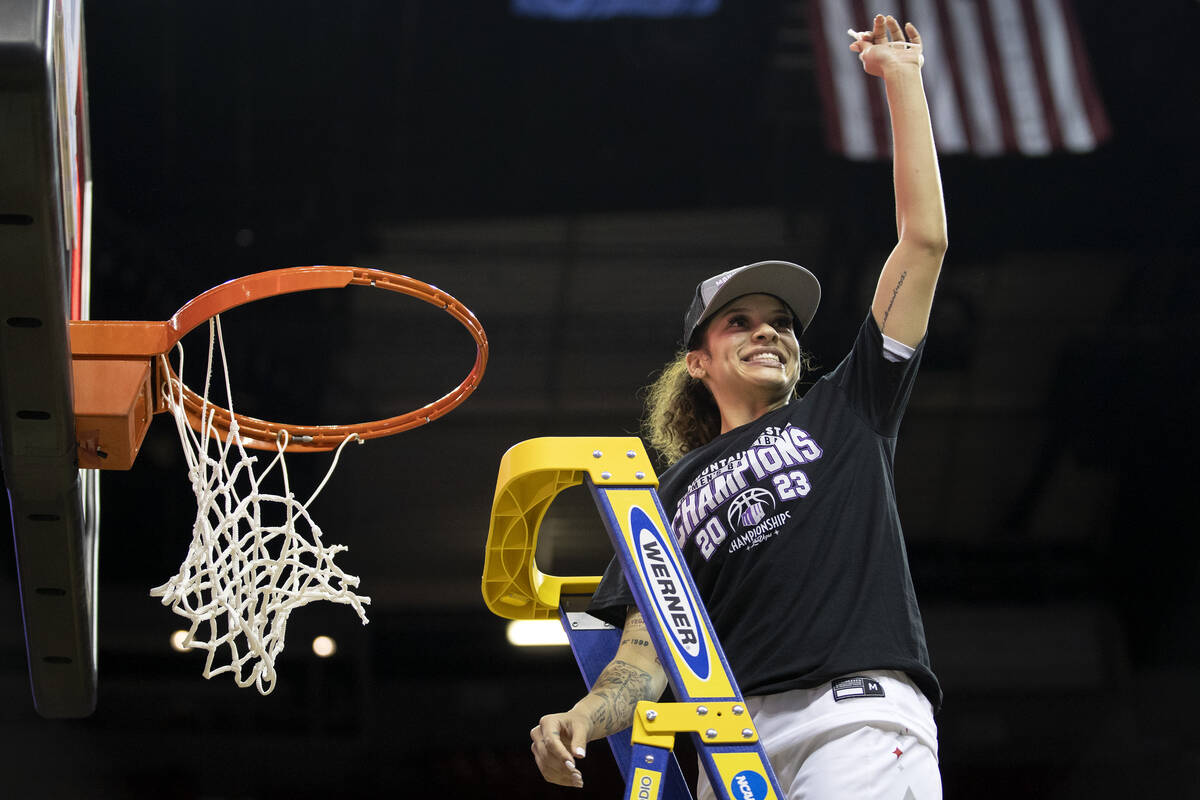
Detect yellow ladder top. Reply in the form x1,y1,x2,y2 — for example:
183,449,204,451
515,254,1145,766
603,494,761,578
481,437,658,620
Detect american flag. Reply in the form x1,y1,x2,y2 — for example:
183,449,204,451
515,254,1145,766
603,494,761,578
809,0,1112,159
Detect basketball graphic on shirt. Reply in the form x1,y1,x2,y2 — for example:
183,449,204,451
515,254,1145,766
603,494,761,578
727,488,775,529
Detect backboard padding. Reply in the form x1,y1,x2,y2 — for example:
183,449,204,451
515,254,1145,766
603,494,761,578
0,0,98,718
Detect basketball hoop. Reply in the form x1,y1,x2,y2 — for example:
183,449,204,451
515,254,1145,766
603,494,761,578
71,266,489,457
166,267,488,450
70,266,488,693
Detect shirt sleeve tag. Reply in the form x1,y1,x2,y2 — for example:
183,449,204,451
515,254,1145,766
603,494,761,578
831,676,886,701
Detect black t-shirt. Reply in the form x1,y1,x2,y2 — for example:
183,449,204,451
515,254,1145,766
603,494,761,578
589,313,941,710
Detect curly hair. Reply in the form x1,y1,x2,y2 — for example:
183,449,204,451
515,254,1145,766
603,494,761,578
640,348,815,465
639,352,719,465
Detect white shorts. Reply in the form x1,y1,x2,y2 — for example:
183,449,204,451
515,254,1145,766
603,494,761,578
696,670,941,800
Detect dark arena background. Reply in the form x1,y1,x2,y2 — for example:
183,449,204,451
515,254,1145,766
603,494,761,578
2,1,1198,797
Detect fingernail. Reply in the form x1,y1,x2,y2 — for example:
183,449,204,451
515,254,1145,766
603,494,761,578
565,760,575,770
575,747,586,758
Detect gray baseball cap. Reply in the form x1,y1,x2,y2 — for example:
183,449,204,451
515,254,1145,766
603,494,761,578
683,260,821,349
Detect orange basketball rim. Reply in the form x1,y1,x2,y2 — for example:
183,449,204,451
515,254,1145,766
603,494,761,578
68,266,489,469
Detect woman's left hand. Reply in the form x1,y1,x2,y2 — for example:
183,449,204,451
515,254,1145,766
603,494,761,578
849,14,924,76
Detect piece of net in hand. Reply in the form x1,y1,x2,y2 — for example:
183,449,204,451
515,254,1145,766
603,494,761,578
150,316,370,695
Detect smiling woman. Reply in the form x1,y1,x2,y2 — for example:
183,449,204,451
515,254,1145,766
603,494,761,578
684,294,804,433
529,13,949,799
640,265,822,465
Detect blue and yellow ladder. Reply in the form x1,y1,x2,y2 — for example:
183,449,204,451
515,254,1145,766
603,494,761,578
482,437,783,800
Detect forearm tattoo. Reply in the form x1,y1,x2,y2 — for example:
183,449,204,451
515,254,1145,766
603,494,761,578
587,659,657,738
882,270,907,333
620,614,659,662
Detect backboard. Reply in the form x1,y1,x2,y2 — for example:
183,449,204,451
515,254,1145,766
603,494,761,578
0,0,97,717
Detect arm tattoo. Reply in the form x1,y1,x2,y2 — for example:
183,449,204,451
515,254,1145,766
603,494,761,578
622,613,661,665
586,659,657,738
882,270,908,333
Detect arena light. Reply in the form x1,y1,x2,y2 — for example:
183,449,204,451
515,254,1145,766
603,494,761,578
506,619,569,647
169,630,191,652
312,635,337,658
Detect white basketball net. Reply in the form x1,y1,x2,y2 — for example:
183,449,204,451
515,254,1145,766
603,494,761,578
151,316,370,695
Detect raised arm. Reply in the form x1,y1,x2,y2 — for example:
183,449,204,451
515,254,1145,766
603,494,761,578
852,14,948,347
530,608,668,789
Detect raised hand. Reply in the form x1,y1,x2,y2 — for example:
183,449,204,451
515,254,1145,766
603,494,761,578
848,13,924,77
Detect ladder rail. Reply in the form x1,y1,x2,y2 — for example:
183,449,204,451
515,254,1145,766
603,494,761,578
587,478,783,800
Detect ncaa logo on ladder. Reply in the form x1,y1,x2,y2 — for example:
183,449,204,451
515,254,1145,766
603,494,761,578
730,770,769,800
631,505,710,680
